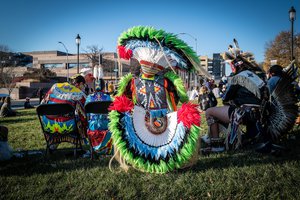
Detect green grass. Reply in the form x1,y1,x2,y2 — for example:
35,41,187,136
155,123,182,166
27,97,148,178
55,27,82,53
1,108,300,199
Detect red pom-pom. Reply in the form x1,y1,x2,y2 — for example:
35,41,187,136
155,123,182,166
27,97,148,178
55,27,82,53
117,45,133,60
177,102,201,128
108,95,134,113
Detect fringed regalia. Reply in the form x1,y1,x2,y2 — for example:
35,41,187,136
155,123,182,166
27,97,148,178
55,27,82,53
108,26,202,173
222,39,298,150
85,91,113,155
41,82,87,139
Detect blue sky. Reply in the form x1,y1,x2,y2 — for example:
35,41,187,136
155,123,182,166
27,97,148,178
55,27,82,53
0,0,299,65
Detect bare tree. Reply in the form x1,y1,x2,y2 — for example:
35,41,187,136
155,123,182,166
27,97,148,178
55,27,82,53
83,45,103,67
0,45,17,95
0,44,9,52
264,31,300,71
1,67,17,95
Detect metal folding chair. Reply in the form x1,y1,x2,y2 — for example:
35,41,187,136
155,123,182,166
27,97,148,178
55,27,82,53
84,101,112,159
36,103,83,158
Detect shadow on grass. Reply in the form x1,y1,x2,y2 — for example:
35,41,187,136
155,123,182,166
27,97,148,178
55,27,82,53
2,139,300,177
0,116,37,124
17,112,38,118
180,134,300,173
0,147,114,177
1,132,300,177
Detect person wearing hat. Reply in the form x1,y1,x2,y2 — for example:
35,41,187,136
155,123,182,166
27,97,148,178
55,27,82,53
204,41,297,154
80,67,95,95
204,48,266,153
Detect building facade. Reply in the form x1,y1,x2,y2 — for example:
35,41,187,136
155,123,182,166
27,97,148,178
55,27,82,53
22,51,131,80
200,53,225,80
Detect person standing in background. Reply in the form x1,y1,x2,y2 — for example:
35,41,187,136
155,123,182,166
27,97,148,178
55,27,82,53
108,81,114,95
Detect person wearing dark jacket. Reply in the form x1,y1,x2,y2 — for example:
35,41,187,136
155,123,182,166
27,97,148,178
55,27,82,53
24,97,34,109
37,88,45,104
198,86,217,111
267,65,283,93
204,55,266,152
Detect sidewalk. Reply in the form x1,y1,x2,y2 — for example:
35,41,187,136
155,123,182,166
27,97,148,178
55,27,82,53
11,98,40,109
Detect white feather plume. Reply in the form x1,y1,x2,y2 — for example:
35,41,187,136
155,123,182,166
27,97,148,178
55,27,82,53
133,47,169,68
93,66,98,80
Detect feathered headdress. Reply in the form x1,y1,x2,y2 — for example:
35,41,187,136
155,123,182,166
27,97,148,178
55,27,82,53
222,39,260,74
117,26,200,74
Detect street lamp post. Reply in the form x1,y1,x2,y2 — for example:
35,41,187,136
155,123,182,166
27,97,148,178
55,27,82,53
177,32,198,88
58,41,69,82
178,32,198,55
114,53,119,83
289,6,296,61
75,34,81,74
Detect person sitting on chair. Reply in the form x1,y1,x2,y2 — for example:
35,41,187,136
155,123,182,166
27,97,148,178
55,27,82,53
41,75,88,148
203,53,266,153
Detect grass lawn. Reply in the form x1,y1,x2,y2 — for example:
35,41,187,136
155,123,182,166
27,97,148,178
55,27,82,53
1,108,300,199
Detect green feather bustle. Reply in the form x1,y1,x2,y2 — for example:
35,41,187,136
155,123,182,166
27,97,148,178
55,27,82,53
109,37,201,172
108,110,201,173
116,73,133,97
164,71,189,103
108,71,200,173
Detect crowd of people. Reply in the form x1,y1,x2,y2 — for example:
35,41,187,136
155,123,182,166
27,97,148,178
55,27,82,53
187,77,227,112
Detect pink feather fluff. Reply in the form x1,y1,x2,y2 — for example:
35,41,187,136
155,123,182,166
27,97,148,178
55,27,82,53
108,95,134,113
177,102,201,128
117,45,133,60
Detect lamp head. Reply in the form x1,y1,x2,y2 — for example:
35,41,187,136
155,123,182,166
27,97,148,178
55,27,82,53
289,6,296,21
76,34,81,45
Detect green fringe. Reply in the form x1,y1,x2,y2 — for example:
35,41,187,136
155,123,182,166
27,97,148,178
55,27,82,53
108,111,122,138
116,73,133,96
164,71,189,103
118,26,200,72
108,109,201,173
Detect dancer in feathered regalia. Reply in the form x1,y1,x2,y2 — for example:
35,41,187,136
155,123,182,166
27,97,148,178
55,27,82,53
204,39,298,153
108,26,202,173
